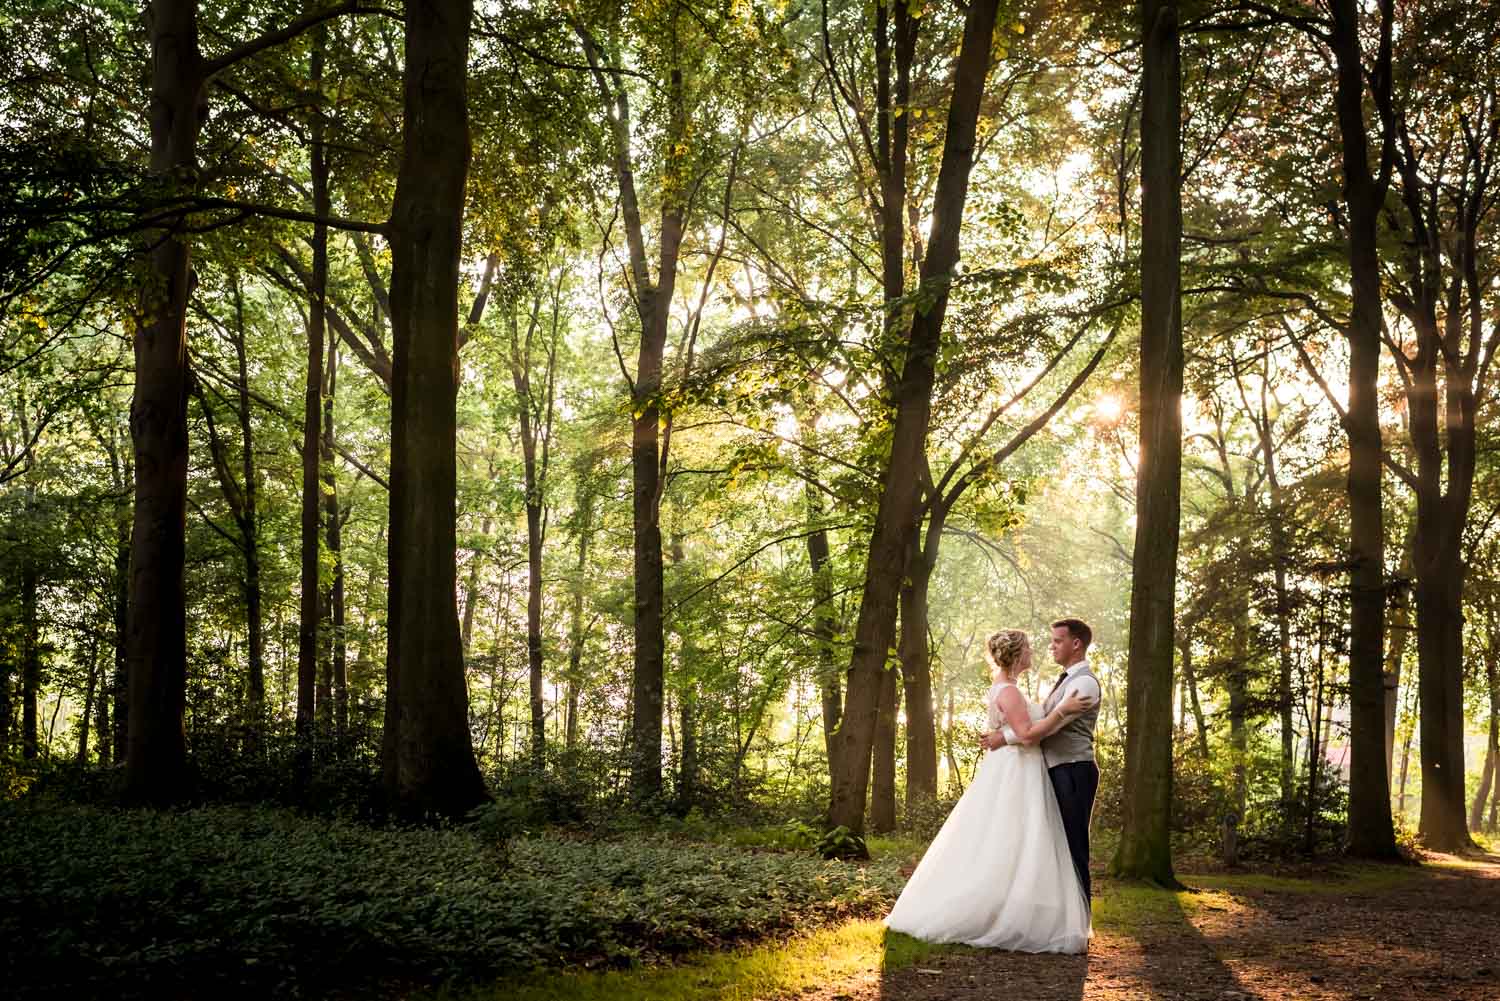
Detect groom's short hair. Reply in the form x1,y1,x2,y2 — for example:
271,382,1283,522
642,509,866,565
1051,618,1092,649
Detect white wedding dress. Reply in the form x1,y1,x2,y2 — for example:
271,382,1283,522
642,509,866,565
884,680,1091,953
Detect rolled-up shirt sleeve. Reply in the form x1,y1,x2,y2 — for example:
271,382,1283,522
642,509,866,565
1065,674,1102,703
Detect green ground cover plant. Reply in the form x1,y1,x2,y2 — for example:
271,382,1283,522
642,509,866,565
0,803,904,999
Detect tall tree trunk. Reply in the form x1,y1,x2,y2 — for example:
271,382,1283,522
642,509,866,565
459,512,491,657
1397,721,1413,818
107,423,130,765
1255,374,1296,827
323,333,347,745
899,536,939,809
1328,0,1399,859
20,527,38,761
870,660,899,834
298,23,329,767
525,496,545,769
1179,627,1209,759
1488,620,1500,831
77,635,101,764
125,0,201,805
1114,0,1182,885
230,278,265,753
829,0,1000,837
511,287,558,772
1383,543,1412,783
574,25,686,806
1228,600,1250,824
564,480,594,750
678,687,698,812
804,481,841,783
381,0,488,819
95,642,111,765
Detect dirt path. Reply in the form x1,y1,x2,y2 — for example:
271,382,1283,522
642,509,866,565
806,854,1500,1001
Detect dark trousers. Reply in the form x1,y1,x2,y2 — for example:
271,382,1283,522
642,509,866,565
1048,759,1099,903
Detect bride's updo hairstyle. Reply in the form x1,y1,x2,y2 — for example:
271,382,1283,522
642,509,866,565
985,629,1029,681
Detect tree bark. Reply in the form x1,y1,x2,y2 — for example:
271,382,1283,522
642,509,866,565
323,332,347,746
125,0,201,805
230,278,265,753
829,0,1000,837
899,536,939,809
804,481,841,783
1327,0,1399,860
298,23,330,767
1178,627,1209,759
77,635,101,764
510,284,560,771
870,659,899,834
564,478,595,749
20,519,38,761
1114,0,1182,885
1228,600,1250,824
381,0,488,819
1383,542,1412,783
105,423,130,765
574,23,684,806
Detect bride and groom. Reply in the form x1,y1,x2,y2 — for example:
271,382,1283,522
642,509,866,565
885,619,1101,954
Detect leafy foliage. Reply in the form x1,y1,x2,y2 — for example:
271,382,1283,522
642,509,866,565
0,803,904,999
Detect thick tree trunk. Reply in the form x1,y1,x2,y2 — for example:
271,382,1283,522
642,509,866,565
899,538,938,808
1415,564,1468,846
829,0,999,837
125,0,201,805
870,661,899,834
1474,719,1496,835
298,24,329,765
108,429,129,765
1114,0,1182,885
1329,0,1398,860
381,0,488,819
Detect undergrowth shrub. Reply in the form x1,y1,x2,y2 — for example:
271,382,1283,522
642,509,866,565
0,802,903,999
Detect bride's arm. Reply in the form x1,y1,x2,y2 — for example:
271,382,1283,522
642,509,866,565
997,686,1092,747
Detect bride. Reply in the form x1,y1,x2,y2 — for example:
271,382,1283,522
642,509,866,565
885,629,1093,954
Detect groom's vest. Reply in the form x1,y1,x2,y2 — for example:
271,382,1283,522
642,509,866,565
1041,665,1099,768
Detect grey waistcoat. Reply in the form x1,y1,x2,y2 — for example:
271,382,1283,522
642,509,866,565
1041,666,1099,768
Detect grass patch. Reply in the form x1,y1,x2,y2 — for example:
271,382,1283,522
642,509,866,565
1184,863,1420,895
447,920,965,1001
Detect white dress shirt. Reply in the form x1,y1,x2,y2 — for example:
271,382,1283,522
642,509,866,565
1046,658,1101,708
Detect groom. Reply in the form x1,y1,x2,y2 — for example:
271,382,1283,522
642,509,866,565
980,617,1101,904
1040,618,1101,904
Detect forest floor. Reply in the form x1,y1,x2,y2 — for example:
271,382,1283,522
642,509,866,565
487,852,1500,1001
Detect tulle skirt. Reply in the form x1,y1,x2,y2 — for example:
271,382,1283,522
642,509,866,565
884,743,1091,953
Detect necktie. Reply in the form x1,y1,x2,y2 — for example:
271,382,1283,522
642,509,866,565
1049,671,1069,700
